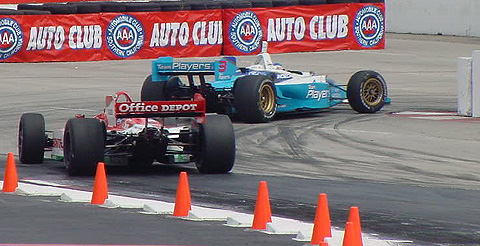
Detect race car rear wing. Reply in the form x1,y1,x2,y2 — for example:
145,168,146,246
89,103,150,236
112,92,206,119
151,56,238,83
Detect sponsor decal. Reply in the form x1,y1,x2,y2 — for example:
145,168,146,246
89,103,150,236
117,102,199,113
267,15,349,42
156,62,214,71
229,11,263,53
354,6,384,48
106,15,145,58
306,89,329,101
276,73,292,80
247,70,268,76
26,25,102,51
150,21,222,47
0,18,23,59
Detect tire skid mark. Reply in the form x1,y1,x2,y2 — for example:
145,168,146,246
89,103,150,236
333,115,478,164
233,119,377,179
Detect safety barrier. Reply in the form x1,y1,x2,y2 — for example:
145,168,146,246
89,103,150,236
458,50,480,117
2,158,371,245
0,0,385,62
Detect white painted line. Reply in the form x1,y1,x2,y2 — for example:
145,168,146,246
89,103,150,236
22,180,69,187
410,116,461,120
393,111,457,116
50,106,97,112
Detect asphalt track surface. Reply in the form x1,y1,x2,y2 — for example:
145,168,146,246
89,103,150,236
1,33,480,246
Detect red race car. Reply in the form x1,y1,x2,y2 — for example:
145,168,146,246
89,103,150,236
18,91,235,176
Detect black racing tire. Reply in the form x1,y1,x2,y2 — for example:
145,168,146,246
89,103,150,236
188,2,207,10
188,1,222,10
251,0,273,7
42,4,78,14
18,113,45,164
327,0,360,3
140,74,167,101
0,8,22,15
99,2,126,12
63,118,105,176
298,0,327,5
195,115,235,174
17,4,44,11
220,0,253,9
19,10,51,15
160,2,191,11
360,0,383,2
125,2,162,12
205,2,223,9
68,2,101,14
346,70,387,113
273,0,299,7
233,75,277,123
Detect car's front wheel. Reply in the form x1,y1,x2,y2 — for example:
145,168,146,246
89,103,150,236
234,75,277,123
346,70,387,113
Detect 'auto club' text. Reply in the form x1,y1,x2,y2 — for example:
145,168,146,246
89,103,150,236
25,20,223,51
150,20,222,47
26,25,102,50
267,15,348,42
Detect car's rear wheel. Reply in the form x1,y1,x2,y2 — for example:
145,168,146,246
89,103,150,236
140,74,166,101
347,70,387,113
63,118,105,176
195,115,235,174
234,75,277,123
18,113,45,164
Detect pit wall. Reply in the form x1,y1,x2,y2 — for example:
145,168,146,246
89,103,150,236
0,1,385,62
386,0,480,37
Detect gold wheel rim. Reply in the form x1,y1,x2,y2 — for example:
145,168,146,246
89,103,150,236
259,83,275,114
362,78,383,107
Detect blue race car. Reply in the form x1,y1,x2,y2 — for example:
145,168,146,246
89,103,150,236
141,42,389,123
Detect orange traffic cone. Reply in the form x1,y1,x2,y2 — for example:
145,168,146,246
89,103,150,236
310,193,332,244
173,171,191,217
251,181,272,230
346,206,363,246
2,152,18,193
91,162,109,205
342,221,359,246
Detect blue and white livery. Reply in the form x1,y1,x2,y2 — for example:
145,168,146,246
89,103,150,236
143,42,390,123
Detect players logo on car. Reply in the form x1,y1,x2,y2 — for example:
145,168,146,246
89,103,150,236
0,18,23,60
106,15,145,58
229,10,263,53
354,6,385,48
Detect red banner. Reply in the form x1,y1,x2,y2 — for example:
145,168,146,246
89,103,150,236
1,10,222,62
223,3,385,55
0,3,385,62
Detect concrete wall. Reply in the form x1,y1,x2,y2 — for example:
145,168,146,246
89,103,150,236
386,0,480,37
